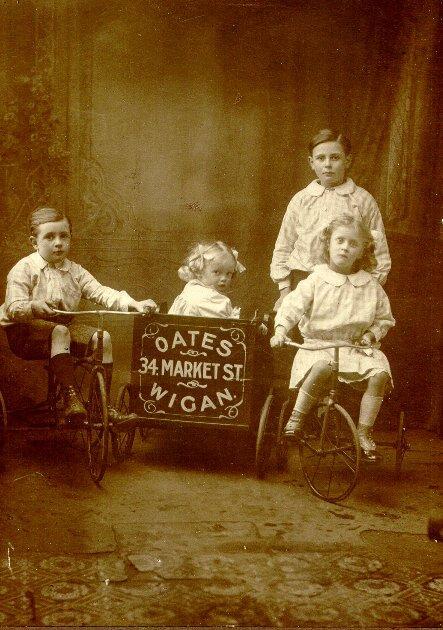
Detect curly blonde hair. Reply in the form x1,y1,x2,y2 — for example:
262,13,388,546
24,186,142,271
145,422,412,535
310,214,377,273
178,241,240,282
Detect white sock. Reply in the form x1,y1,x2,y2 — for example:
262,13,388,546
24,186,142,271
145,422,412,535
358,393,383,429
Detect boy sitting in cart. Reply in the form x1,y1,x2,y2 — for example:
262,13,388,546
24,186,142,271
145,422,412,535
0,207,157,425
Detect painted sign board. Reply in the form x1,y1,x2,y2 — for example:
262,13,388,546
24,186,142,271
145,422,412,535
130,314,266,426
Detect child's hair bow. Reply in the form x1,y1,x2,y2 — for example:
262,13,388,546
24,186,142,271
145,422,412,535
231,248,246,274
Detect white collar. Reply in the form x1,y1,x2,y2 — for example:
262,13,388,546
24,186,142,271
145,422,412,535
305,178,356,197
314,264,371,287
31,251,71,272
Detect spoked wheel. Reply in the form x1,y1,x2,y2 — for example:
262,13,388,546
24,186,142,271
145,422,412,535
275,398,291,471
111,384,136,463
255,391,275,479
299,402,360,502
48,371,65,426
85,370,109,483
0,390,7,455
394,411,409,475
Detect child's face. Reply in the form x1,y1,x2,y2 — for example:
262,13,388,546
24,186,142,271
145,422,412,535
328,225,364,275
309,141,351,188
199,252,236,294
30,219,71,265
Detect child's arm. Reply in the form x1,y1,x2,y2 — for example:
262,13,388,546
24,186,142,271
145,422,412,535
362,196,391,285
270,276,314,347
76,265,156,312
270,197,300,295
360,284,395,344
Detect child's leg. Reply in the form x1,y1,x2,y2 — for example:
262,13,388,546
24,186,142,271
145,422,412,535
285,360,333,437
49,325,86,422
89,330,135,422
89,330,113,396
357,371,390,458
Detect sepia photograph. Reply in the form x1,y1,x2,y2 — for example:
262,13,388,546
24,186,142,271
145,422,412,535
0,0,441,627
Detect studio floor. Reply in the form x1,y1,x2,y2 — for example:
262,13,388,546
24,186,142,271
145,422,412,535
0,424,442,628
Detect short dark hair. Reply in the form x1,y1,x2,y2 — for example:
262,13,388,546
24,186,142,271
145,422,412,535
308,129,352,156
310,214,377,273
29,207,72,237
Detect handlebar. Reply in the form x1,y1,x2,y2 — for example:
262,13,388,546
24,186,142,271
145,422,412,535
52,309,153,316
284,340,371,352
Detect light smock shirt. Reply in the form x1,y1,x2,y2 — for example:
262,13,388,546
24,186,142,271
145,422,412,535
168,280,240,319
270,178,391,288
275,264,395,389
0,252,133,326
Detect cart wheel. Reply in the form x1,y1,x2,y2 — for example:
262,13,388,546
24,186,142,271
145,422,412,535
298,402,360,502
255,392,274,479
394,411,409,475
111,384,136,463
0,390,7,455
85,370,109,483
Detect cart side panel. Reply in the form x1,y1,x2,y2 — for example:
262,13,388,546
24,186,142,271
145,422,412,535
130,314,258,427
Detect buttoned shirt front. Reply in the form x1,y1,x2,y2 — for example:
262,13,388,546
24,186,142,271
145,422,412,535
275,264,395,343
0,252,133,326
270,178,391,288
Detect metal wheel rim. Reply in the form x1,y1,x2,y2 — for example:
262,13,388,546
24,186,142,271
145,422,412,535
0,391,7,453
298,402,360,502
111,384,136,462
86,371,109,483
255,392,274,479
395,411,407,474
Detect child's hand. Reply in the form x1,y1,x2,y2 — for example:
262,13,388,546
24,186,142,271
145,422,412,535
359,332,375,347
270,330,291,348
31,300,56,318
131,299,158,313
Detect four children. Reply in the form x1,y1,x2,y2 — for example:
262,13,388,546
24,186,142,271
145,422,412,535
1,129,394,459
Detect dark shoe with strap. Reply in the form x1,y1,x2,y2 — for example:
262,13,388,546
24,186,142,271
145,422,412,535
63,386,86,425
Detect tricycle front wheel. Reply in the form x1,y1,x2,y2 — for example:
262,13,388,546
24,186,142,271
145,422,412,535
85,370,109,483
299,402,360,502
255,391,275,479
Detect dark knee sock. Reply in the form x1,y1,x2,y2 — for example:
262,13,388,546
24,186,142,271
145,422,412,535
50,353,76,388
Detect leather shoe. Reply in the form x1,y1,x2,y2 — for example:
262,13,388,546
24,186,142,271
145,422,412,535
63,386,86,425
284,415,304,439
107,407,138,426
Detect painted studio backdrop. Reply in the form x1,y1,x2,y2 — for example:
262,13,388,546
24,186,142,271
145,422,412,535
0,0,440,430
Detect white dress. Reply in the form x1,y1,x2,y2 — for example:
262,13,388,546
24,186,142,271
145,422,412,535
275,264,395,389
168,280,240,319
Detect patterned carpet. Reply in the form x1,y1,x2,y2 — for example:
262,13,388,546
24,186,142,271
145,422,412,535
1,530,442,627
